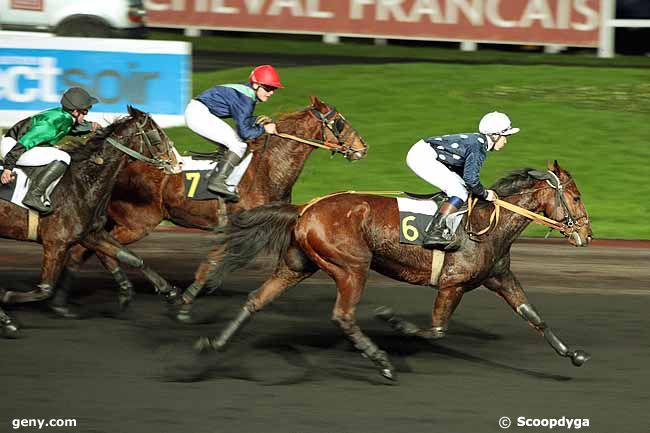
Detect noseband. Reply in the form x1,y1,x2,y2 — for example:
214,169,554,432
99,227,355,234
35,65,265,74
105,114,176,171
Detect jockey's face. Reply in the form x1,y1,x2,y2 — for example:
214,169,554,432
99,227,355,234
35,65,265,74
253,83,276,102
71,108,89,124
492,135,508,151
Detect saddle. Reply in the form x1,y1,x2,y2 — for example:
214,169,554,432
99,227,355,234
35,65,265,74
397,192,468,251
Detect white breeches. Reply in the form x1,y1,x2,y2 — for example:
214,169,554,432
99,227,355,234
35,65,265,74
406,139,468,201
1,136,71,167
184,99,248,158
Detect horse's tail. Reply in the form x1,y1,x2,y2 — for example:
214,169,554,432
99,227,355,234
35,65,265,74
206,202,300,288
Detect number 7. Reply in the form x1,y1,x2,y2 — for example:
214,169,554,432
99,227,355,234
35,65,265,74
185,172,201,198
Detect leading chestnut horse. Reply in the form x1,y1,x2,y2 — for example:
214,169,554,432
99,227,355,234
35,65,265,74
0,106,181,337
62,96,367,311
194,161,592,380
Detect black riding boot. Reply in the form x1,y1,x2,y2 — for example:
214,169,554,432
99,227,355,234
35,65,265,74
422,202,459,250
22,161,68,214
206,150,241,202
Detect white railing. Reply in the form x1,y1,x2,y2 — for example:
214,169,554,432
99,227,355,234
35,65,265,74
599,0,650,57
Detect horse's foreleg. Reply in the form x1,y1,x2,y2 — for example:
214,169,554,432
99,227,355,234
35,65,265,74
484,271,590,367
195,261,315,353
95,253,135,310
0,242,68,304
81,232,179,304
0,307,19,338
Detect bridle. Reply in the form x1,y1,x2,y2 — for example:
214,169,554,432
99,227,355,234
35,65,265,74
274,105,367,159
105,114,177,172
467,170,590,242
538,170,590,237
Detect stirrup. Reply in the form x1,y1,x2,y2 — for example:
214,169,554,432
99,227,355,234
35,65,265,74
22,196,52,214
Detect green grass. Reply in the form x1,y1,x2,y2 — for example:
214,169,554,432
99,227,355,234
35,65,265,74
167,63,650,240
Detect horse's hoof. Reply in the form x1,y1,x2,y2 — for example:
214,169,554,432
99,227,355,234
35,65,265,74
49,305,80,319
118,291,133,311
570,350,591,367
2,322,19,339
380,368,397,381
176,308,193,323
163,287,182,305
374,306,394,320
194,337,214,353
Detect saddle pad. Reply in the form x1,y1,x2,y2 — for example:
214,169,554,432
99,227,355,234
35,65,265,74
180,153,252,200
0,166,32,209
397,197,464,246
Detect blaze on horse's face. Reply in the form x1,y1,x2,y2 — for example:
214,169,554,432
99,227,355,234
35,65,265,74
542,160,593,247
310,96,368,161
127,106,182,175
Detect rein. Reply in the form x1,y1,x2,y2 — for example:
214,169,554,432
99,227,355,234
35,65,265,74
271,105,363,159
105,115,175,172
466,170,587,238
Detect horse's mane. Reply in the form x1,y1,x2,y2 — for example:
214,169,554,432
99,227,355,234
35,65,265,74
247,109,312,153
490,168,539,197
68,116,131,162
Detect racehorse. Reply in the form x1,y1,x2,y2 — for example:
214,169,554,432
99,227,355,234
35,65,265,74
194,161,593,380
63,96,368,312
0,106,180,338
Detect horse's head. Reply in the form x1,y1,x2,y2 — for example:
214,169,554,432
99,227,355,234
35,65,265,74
110,106,182,174
307,96,368,161
528,160,593,247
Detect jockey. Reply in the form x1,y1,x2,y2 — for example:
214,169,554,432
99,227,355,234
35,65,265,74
406,111,520,249
0,87,100,214
184,64,283,201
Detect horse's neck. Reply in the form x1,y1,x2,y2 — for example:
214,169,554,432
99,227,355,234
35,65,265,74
67,139,129,207
479,192,544,246
240,117,315,203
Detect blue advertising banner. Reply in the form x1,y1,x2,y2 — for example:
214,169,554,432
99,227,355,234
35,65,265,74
0,34,191,127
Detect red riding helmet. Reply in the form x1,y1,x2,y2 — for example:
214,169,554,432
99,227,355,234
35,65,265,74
249,65,284,89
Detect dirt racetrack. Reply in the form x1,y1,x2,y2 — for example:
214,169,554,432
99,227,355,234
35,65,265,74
1,231,649,433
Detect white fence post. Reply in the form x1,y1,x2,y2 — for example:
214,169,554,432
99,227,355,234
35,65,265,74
598,0,616,58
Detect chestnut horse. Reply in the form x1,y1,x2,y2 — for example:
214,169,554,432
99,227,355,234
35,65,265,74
0,106,180,338
63,96,367,311
194,161,593,380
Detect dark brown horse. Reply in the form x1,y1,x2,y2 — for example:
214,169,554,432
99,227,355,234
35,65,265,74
0,106,180,338
63,96,368,312
194,161,593,380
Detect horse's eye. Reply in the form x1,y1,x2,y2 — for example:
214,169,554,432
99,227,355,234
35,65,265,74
335,118,346,132
573,196,581,203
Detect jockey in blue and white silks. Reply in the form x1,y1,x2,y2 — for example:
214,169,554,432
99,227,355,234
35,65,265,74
184,65,284,201
406,111,520,249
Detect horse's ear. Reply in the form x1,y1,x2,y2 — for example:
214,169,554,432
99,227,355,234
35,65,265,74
309,95,327,112
546,159,561,173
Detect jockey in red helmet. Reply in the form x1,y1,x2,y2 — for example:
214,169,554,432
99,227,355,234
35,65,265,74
184,64,284,201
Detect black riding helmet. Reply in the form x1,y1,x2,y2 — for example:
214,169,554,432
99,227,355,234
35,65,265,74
60,87,99,111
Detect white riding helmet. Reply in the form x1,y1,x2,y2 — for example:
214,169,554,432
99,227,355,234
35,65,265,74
479,112,520,136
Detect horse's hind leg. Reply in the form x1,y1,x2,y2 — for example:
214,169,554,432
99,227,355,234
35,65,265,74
0,307,19,338
196,253,317,352
329,267,396,380
377,285,464,341
483,270,590,367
